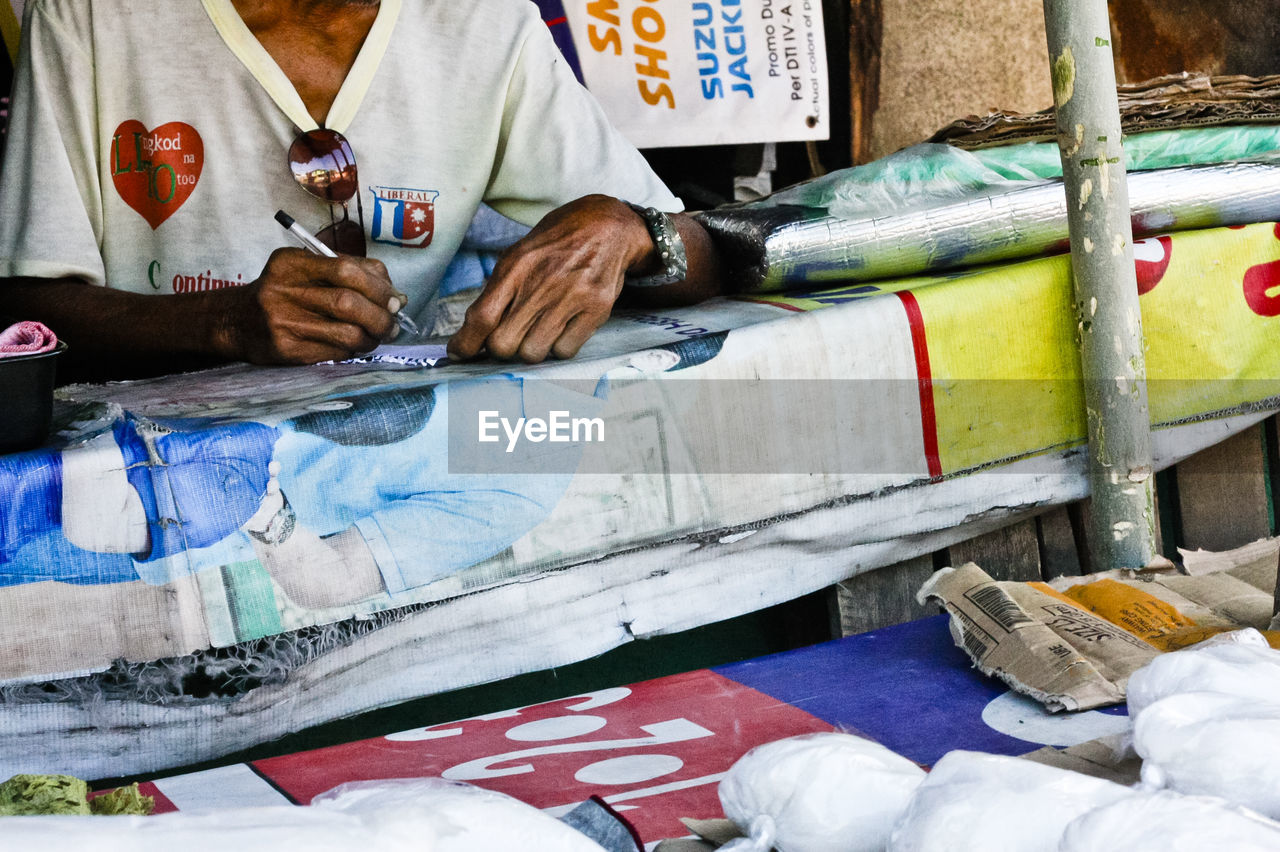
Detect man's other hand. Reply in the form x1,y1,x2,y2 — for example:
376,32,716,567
222,248,399,365
447,195,650,363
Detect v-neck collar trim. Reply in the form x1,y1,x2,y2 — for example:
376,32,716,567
199,0,401,133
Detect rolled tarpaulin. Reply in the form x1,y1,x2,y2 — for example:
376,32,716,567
696,161,1280,292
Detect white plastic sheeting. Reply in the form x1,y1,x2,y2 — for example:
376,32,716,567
1128,635,1280,819
717,733,925,852
0,778,607,852
1060,790,1280,852
887,751,1130,852
1134,691,1280,819
1125,629,1280,717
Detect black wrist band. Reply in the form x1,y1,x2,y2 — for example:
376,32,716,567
624,202,688,288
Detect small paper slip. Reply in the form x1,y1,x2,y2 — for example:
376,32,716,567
327,343,449,367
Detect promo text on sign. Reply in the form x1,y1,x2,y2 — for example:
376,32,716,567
693,0,754,100
586,0,675,108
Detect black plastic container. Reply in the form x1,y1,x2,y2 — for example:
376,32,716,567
0,341,66,454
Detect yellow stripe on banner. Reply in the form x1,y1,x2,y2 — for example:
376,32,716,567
915,251,1086,473
1,0,21,66
911,223,1280,474
1140,222,1280,418
740,224,1280,477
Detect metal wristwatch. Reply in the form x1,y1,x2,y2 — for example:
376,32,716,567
624,202,688,288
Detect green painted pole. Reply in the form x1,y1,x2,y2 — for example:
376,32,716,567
1043,0,1157,570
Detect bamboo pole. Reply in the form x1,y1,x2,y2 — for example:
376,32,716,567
1042,0,1157,570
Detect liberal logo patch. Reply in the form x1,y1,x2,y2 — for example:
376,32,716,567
369,185,438,248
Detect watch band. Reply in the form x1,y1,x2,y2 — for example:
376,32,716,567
624,202,688,288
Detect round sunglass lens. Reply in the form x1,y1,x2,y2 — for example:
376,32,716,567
288,129,359,202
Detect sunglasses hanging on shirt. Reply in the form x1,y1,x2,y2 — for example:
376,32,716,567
287,128,367,257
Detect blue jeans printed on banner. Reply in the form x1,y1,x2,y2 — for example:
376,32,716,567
0,377,592,606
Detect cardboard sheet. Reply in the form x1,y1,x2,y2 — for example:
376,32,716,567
920,539,1280,711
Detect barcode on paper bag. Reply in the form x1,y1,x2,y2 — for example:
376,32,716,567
965,584,1034,632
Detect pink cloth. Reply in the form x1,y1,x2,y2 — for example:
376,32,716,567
0,321,58,356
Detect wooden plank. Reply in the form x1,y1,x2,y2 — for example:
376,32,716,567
1265,414,1280,538
1174,425,1271,553
1273,567,1279,620
1109,0,1280,83
1155,468,1179,561
1068,500,1095,574
1153,475,1168,558
848,0,883,164
1265,415,1279,618
1035,506,1082,579
946,518,1042,582
833,555,939,637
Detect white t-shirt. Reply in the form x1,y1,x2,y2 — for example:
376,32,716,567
0,0,680,328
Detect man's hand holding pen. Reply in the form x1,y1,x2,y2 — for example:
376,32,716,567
214,209,423,367
215,247,400,366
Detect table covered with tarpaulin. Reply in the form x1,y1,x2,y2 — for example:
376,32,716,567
1,222,1278,778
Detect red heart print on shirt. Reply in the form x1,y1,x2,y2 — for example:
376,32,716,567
110,121,203,229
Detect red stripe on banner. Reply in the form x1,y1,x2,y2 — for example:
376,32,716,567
729,296,806,312
895,290,942,479
544,16,567,26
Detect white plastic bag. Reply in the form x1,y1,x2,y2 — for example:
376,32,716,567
1133,691,1280,819
0,777,607,852
0,800,434,852
1059,789,1280,851
718,732,925,852
1125,631,1280,718
888,751,1130,852
312,778,608,851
